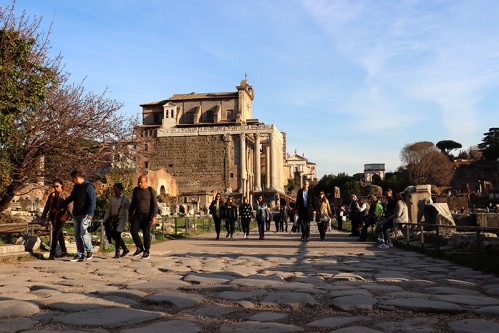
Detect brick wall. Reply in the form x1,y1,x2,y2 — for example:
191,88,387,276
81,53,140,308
153,135,234,193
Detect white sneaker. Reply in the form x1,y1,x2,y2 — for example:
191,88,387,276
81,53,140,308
378,243,389,249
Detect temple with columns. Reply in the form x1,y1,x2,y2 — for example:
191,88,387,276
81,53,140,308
136,80,295,211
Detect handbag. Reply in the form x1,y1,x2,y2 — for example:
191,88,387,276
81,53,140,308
107,195,125,232
319,214,330,223
109,216,119,231
58,210,70,223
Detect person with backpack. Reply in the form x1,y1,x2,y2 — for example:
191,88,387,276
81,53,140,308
128,175,158,260
255,195,269,240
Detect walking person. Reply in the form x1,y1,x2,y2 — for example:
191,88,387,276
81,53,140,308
266,206,272,232
295,180,315,242
128,175,158,259
273,204,281,232
239,196,253,239
42,179,71,260
316,191,332,241
224,195,238,238
209,193,224,240
59,171,96,262
255,195,269,240
280,204,288,232
103,183,131,258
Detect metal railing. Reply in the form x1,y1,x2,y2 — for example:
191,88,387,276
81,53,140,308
156,216,215,236
390,221,499,269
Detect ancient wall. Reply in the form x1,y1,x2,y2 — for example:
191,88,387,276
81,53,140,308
178,99,238,124
152,135,234,194
434,195,469,213
145,168,178,197
475,213,499,228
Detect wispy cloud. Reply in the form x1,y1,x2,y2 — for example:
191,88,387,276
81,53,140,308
301,0,499,139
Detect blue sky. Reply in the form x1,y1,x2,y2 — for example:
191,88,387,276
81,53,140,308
9,0,499,178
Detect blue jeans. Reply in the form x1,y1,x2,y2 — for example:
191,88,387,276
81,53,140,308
257,219,265,238
74,215,93,256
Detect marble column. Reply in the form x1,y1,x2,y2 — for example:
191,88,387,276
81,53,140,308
254,133,261,191
265,144,270,190
269,133,277,190
240,133,247,197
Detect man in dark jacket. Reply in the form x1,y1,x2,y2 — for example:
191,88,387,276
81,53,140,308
59,170,96,262
295,180,316,242
128,175,158,260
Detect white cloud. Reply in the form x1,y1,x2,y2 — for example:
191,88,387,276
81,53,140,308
301,0,499,140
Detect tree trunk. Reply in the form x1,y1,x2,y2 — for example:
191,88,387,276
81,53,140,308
0,184,17,213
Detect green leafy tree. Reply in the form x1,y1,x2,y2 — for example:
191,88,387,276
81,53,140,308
380,169,411,193
0,4,135,213
477,128,499,161
436,140,462,155
286,178,297,193
436,140,462,160
315,172,361,204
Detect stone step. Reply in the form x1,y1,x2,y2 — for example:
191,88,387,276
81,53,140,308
0,244,25,254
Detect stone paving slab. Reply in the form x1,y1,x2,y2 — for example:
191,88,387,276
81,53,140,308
328,294,377,311
121,319,202,333
249,311,288,321
143,290,206,307
126,277,189,290
0,300,40,318
53,307,163,328
448,319,499,333
379,297,465,313
260,292,318,308
374,317,438,333
219,321,304,333
328,326,384,333
0,318,35,333
306,316,371,329
218,289,267,300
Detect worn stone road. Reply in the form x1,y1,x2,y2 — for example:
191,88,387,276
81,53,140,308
1,226,499,333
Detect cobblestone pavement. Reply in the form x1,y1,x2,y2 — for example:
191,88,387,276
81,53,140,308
1,226,499,333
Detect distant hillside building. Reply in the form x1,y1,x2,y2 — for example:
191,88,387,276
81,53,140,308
136,80,288,208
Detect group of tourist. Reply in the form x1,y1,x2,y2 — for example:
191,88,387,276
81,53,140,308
41,170,408,262
346,188,409,248
42,172,158,262
205,179,409,246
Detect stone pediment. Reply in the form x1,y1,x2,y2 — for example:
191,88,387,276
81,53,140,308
287,154,308,162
